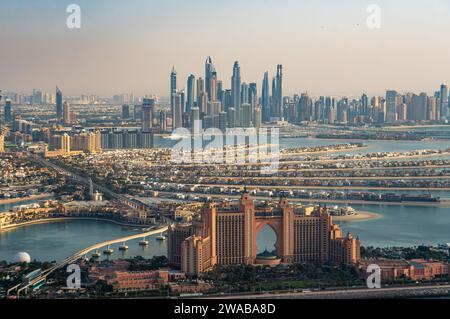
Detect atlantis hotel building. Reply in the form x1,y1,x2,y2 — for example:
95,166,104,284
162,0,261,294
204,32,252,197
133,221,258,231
168,193,360,275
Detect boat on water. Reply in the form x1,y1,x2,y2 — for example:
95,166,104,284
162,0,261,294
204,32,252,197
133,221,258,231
103,245,114,255
156,235,167,241
162,134,187,140
139,237,149,246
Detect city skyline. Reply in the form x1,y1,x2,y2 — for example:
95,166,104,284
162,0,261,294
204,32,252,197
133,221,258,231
1,0,450,96
3,0,450,304
2,61,450,102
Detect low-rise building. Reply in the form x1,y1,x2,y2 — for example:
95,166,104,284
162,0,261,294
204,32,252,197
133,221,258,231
359,259,450,282
105,270,169,292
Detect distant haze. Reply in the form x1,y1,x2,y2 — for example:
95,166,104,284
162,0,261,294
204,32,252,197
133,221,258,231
1,0,450,97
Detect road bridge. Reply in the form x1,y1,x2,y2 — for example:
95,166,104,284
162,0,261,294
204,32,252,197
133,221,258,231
8,225,169,297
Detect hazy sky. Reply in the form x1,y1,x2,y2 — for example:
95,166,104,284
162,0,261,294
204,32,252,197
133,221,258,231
1,0,450,97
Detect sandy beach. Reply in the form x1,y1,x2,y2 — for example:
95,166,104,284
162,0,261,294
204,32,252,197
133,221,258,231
332,211,381,222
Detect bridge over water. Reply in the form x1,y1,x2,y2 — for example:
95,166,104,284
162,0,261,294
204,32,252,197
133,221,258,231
7,225,169,297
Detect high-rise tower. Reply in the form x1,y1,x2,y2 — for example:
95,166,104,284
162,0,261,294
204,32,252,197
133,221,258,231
262,71,270,122
63,101,72,125
173,93,183,129
231,61,241,126
440,84,448,118
386,90,398,123
186,74,196,113
273,65,283,120
205,57,215,101
142,98,155,133
4,99,12,123
170,67,177,119
56,86,63,119
271,77,277,119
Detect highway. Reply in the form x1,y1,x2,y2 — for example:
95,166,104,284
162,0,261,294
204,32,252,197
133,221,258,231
6,153,167,297
211,283,450,299
28,153,148,212
8,225,169,297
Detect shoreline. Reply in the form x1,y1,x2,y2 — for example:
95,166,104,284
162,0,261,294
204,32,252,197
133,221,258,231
156,191,450,207
0,217,151,233
332,211,381,222
0,193,54,206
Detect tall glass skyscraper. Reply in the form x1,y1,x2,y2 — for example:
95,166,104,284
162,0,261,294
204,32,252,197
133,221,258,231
262,71,270,122
231,61,241,126
170,67,177,119
4,99,12,123
249,82,257,112
56,86,63,119
386,90,398,123
440,84,448,118
273,64,283,120
173,93,183,129
205,57,214,102
241,82,249,105
271,76,277,119
142,98,154,133
186,74,196,114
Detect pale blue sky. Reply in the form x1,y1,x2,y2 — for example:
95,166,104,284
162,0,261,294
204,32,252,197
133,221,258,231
1,0,449,97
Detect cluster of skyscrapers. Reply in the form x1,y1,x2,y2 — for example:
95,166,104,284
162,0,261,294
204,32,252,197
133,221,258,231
286,85,449,125
168,58,449,130
2,59,449,135
169,57,284,131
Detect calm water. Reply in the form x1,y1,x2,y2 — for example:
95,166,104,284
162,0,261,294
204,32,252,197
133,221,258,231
0,205,449,262
256,204,450,252
1,137,450,261
0,196,54,213
336,204,450,247
0,220,167,262
154,135,450,153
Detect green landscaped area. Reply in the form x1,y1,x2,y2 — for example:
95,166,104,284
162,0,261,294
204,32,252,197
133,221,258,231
254,279,329,291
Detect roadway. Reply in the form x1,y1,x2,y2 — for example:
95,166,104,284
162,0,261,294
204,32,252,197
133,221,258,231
28,153,148,211
180,164,450,172
179,175,450,181
211,283,450,299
